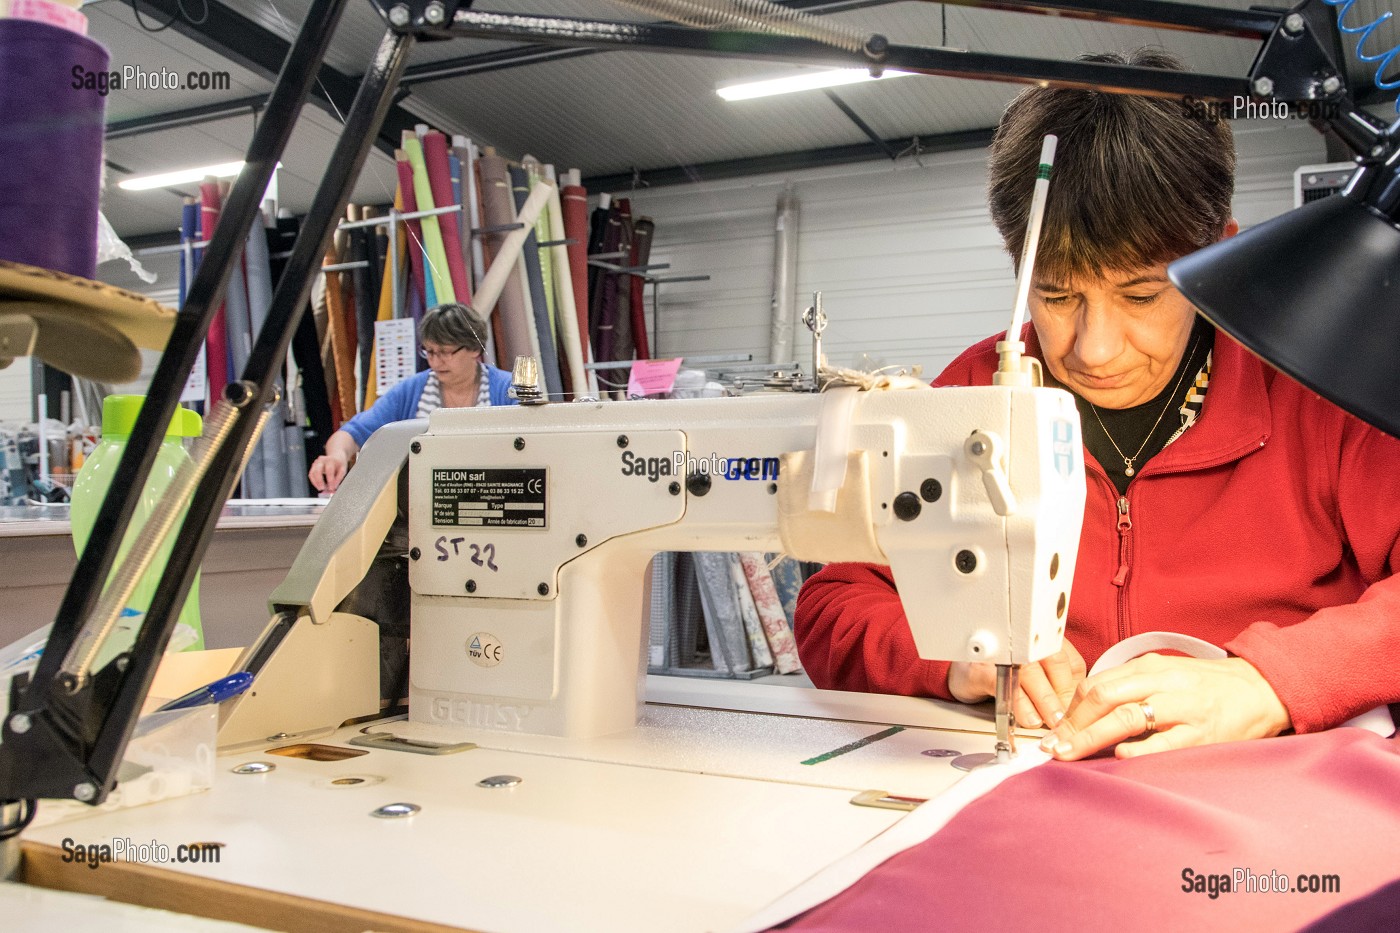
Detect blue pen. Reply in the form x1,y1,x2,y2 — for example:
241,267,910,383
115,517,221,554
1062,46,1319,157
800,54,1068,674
154,672,254,712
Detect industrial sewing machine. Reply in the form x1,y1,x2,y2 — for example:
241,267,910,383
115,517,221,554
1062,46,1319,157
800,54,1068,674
211,372,1084,764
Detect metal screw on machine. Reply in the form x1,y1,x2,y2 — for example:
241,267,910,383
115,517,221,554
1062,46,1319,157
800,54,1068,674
955,550,978,574
1253,76,1274,97
409,547,421,561
893,492,921,521
686,473,711,496
370,802,420,819
668,481,681,496
477,775,521,788
231,762,275,774
465,580,477,593
1282,12,1305,35
575,534,588,547
801,292,828,389
538,583,550,596
423,1,446,23
514,437,525,451
616,435,629,448
8,714,30,735
73,783,96,802
387,4,410,26
410,441,421,454
920,479,942,502
968,439,987,457
1322,75,1342,95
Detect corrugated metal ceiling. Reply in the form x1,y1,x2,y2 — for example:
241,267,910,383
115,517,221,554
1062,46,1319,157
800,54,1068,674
84,0,1400,243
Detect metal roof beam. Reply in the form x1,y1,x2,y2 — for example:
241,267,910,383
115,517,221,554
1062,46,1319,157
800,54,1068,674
126,0,419,155
401,0,904,87
583,126,996,191
105,95,267,140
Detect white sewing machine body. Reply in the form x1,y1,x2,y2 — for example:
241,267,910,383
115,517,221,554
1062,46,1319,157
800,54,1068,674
406,386,1085,740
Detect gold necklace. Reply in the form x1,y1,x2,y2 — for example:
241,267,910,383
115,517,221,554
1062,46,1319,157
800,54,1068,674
1088,335,1200,478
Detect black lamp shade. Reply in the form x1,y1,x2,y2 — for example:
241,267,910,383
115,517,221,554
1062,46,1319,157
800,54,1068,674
1168,195,1400,439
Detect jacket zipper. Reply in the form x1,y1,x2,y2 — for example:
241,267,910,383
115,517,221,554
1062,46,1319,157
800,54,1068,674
1113,495,1132,641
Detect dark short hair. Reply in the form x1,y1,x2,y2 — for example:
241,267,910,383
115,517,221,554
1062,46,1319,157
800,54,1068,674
986,48,1235,281
420,302,488,353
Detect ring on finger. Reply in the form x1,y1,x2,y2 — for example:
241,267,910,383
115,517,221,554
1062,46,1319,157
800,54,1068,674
1138,701,1156,736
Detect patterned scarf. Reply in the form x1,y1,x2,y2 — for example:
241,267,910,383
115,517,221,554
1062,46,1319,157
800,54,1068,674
417,363,491,418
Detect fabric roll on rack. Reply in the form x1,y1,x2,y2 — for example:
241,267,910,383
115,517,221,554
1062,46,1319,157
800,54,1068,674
322,245,358,426
509,164,561,398
402,132,456,305
469,180,552,322
739,552,802,673
612,198,635,364
730,552,774,669
590,197,623,369
542,173,587,399
629,214,655,360
423,131,471,302
476,150,534,369
243,214,291,499
560,174,599,396
198,179,229,403
454,136,487,295
347,210,375,411
524,158,565,395
394,151,429,323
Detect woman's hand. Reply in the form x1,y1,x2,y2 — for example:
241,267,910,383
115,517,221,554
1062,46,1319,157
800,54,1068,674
948,638,1087,728
308,452,350,493
1039,654,1292,760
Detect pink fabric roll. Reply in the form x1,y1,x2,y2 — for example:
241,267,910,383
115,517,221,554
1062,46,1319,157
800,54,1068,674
739,552,802,673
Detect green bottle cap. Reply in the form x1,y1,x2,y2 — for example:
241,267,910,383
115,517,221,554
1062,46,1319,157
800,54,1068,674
100,395,204,438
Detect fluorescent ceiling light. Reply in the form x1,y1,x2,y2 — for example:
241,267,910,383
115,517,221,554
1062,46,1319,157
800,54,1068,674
118,160,249,191
717,68,912,101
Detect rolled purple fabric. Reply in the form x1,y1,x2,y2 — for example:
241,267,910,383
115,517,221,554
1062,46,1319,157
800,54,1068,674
0,20,108,278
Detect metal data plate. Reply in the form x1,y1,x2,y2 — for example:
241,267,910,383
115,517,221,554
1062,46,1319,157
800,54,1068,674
409,428,687,600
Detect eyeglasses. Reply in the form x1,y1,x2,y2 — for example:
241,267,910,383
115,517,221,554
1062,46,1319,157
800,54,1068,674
419,345,472,361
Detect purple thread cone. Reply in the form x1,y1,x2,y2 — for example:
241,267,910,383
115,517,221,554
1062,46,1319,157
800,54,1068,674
0,20,108,279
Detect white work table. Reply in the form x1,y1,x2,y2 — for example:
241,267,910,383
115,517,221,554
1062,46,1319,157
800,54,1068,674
18,681,1021,932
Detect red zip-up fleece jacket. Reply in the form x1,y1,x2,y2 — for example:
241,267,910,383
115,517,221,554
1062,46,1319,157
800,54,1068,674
794,327,1400,734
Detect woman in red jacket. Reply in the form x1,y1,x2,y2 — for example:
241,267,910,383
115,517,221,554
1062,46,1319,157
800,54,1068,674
794,49,1400,760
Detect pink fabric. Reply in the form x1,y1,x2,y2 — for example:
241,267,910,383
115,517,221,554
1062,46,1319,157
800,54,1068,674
775,730,1400,932
740,552,802,674
795,327,1400,734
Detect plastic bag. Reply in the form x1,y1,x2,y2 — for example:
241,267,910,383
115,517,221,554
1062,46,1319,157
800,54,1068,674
96,211,156,284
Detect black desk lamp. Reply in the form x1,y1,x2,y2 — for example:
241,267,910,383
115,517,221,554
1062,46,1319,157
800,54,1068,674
1170,107,1400,437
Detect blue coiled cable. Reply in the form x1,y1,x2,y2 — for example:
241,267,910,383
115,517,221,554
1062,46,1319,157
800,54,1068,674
1324,0,1400,111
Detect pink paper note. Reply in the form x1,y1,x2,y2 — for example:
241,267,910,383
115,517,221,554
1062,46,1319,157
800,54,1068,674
627,357,683,398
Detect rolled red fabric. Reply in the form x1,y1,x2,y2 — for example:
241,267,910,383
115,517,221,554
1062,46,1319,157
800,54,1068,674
422,132,471,302
199,180,230,403
561,184,595,374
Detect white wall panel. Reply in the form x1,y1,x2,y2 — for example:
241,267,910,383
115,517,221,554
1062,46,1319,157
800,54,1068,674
0,362,31,423
626,120,1324,381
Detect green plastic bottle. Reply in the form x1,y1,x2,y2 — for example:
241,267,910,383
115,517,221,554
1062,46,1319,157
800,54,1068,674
70,396,205,660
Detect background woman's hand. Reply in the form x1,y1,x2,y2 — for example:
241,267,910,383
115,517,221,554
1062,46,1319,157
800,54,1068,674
308,452,349,493
948,638,1087,728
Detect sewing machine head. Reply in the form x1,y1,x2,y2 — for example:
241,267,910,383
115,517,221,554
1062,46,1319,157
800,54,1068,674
404,384,1084,741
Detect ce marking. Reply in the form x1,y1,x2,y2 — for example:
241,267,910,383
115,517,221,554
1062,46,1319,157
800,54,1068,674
526,478,544,494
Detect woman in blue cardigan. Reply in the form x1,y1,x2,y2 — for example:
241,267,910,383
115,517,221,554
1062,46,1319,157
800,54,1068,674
308,303,517,493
